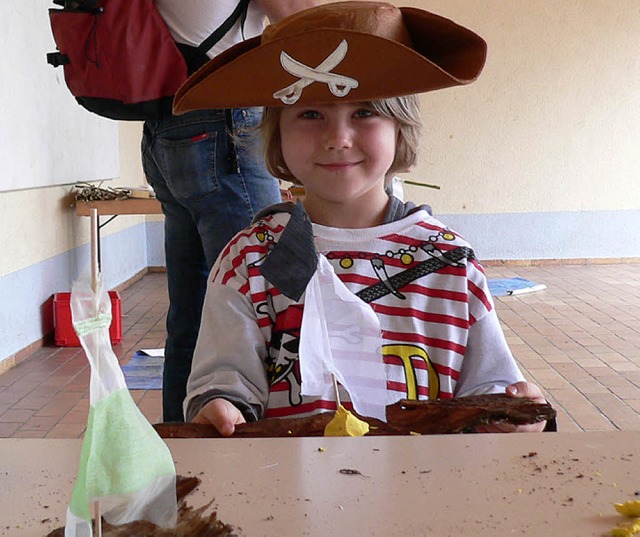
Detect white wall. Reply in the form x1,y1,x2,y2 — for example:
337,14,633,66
0,0,638,367
0,1,120,192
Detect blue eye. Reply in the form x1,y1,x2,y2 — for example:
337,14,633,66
301,110,321,119
355,108,375,118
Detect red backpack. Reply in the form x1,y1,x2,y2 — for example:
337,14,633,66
47,0,249,121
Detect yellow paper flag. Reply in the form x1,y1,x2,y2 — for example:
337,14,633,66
324,405,370,437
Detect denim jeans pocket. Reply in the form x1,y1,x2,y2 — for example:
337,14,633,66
157,130,219,202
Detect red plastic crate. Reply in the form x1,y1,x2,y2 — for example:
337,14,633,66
53,291,122,347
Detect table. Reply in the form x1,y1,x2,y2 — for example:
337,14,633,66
74,191,303,268
74,198,163,270
74,198,162,217
73,187,304,218
1,432,637,536
75,186,304,216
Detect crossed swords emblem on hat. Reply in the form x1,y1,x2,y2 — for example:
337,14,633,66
273,39,359,105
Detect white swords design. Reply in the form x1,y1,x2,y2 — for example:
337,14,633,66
273,40,359,104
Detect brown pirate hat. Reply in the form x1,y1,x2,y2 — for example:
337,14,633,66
173,1,487,113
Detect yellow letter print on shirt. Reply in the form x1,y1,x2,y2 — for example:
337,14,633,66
383,344,440,400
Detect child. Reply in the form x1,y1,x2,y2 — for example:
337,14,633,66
173,1,552,435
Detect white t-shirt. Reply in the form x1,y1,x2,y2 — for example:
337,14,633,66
155,0,267,59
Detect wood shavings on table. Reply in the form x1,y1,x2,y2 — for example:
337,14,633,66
73,182,131,202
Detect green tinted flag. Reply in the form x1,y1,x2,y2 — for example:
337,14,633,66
65,276,177,536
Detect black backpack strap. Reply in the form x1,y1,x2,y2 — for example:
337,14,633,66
197,0,250,55
179,0,251,75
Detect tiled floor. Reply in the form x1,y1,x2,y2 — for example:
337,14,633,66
1,263,639,437
0,273,168,438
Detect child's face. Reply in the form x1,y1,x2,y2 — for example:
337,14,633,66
279,103,398,207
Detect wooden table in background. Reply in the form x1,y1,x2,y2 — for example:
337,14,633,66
74,197,162,217
74,187,304,218
1,431,637,536
74,191,303,269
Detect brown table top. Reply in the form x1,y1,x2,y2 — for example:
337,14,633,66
1,432,637,536
74,198,162,217
74,188,305,217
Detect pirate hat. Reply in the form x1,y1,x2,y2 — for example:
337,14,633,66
173,1,487,113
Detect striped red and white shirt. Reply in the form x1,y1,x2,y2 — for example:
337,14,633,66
186,203,524,421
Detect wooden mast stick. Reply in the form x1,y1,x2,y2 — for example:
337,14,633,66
94,502,102,537
89,208,102,537
332,374,341,409
90,208,99,293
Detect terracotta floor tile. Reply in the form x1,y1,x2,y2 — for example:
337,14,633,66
60,401,90,425
608,361,640,373
541,353,574,364
572,357,608,369
0,421,21,436
529,370,571,390
34,392,85,418
46,422,86,439
586,393,640,430
11,394,55,412
19,415,60,432
570,411,617,432
554,415,582,433
570,379,610,395
0,408,34,423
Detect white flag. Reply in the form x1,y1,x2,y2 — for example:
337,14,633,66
299,254,389,421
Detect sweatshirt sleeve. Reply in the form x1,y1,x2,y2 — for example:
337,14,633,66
184,281,271,421
453,308,526,397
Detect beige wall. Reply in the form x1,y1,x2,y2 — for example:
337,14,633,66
396,0,640,213
396,0,639,214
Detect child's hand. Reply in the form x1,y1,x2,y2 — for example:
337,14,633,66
192,398,246,437
475,381,548,433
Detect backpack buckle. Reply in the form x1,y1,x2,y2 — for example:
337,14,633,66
47,52,70,68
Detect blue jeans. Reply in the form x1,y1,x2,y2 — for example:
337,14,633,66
141,108,281,422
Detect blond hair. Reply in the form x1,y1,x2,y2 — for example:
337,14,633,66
258,95,422,185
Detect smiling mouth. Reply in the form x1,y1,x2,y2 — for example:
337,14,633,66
318,161,360,170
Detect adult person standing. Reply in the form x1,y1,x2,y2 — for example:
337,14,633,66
142,0,319,422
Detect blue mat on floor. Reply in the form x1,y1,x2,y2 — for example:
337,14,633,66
488,277,546,297
121,351,163,390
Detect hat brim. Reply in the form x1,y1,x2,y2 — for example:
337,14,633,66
173,7,486,113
